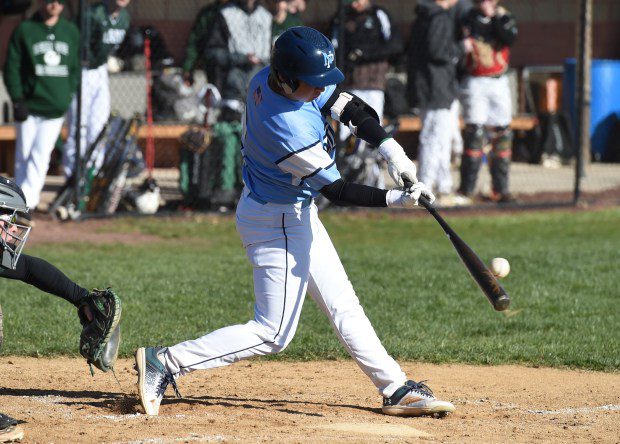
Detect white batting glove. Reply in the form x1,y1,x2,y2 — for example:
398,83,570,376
386,182,436,208
378,138,418,189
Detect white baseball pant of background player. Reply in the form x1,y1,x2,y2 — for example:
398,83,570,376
417,107,455,195
460,75,512,126
63,64,110,177
162,187,408,397
14,115,65,209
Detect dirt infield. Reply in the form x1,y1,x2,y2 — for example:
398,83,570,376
0,358,618,443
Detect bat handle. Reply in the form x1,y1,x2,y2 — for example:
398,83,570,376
402,177,435,212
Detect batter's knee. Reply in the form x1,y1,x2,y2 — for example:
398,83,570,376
248,319,295,355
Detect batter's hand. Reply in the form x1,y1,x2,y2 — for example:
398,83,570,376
378,138,418,188
386,182,435,208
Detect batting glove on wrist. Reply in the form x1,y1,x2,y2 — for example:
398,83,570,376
378,138,418,189
386,182,435,208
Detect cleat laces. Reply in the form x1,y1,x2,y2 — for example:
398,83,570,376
405,380,434,397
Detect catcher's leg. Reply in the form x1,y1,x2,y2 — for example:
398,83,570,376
488,125,513,199
458,124,486,196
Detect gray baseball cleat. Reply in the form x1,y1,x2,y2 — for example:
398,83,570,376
0,413,24,443
135,346,181,416
382,380,455,417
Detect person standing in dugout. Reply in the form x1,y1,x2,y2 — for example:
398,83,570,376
457,0,518,203
0,177,122,443
135,26,455,418
407,0,463,205
330,0,403,141
62,0,131,180
2,0,79,212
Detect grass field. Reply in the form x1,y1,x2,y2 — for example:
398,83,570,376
1,208,618,371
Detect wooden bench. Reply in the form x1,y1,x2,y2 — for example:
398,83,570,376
0,114,537,174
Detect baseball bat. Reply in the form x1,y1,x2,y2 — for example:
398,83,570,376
404,179,510,311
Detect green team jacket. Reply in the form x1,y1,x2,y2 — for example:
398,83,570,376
3,13,79,118
182,3,220,74
85,2,130,69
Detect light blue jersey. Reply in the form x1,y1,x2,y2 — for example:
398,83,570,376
241,66,340,204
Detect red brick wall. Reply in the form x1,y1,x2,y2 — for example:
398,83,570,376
2,4,620,69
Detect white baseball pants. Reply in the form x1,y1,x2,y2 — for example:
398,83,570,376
460,75,512,126
339,89,385,141
163,188,407,397
63,65,111,177
14,115,65,209
417,107,455,195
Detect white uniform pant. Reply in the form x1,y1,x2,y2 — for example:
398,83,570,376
163,189,407,397
460,75,512,126
449,99,463,157
339,89,385,141
14,115,65,209
418,107,455,195
63,65,110,177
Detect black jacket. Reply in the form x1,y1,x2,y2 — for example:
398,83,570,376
406,2,462,110
330,5,403,90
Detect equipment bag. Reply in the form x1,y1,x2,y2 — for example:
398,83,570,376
179,121,243,209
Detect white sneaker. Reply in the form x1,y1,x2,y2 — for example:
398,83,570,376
382,380,455,417
135,347,181,416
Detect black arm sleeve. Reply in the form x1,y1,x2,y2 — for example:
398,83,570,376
1,254,89,306
320,89,390,147
320,179,387,207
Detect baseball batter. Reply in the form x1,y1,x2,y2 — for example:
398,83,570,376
63,0,131,178
136,27,454,418
3,0,79,210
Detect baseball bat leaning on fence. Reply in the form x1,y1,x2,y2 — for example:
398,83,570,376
49,119,116,220
86,117,135,212
403,178,510,311
101,118,142,214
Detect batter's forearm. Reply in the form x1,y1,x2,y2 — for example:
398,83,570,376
320,179,388,207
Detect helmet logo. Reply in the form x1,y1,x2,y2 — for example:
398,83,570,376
322,51,334,69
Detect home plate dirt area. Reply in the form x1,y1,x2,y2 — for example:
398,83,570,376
0,358,618,443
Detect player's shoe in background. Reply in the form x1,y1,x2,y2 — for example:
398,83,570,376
382,380,455,417
135,346,181,416
0,413,24,443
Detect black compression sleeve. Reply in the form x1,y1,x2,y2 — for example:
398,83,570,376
320,179,387,207
0,254,89,306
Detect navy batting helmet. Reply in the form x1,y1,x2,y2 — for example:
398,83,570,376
271,26,344,93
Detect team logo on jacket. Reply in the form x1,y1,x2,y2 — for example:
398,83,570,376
43,50,61,67
322,51,334,69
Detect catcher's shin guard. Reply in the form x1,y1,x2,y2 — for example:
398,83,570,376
489,126,513,195
458,124,486,195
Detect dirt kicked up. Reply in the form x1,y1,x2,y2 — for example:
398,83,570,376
0,357,618,443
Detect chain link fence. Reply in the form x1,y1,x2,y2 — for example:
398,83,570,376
0,0,619,215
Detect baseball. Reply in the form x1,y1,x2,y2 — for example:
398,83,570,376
490,257,510,278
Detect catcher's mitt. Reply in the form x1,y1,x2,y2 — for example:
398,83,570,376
180,126,212,154
78,288,122,374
